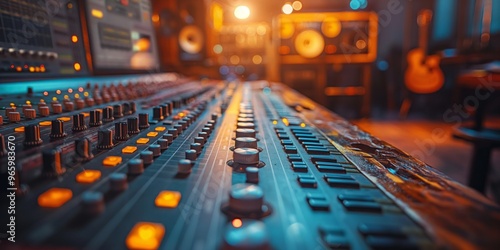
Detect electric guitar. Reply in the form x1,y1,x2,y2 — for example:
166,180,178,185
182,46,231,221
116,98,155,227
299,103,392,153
404,9,444,94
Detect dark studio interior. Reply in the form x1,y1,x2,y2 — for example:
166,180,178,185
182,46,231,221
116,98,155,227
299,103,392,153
0,0,500,249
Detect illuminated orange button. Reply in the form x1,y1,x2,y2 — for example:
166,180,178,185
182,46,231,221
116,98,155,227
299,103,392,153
126,222,165,250
82,112,89,117
154,127,166,132
155,190,181,208
38,188,73,208
76,170,101,184
147,132,158,137
137,138,150,144
57,116,71,122
103,156,122,167
39,121,51,126
122,146,138,154
14,126,25,132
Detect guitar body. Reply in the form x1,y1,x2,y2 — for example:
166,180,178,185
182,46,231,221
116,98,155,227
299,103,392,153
405,48,444,94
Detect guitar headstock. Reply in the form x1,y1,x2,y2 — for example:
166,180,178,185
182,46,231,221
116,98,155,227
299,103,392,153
417,9,433,27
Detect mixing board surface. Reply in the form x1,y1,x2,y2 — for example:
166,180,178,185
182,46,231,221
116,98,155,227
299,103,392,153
1,76,499,249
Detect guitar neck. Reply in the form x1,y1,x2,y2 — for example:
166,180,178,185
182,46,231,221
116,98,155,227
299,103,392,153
418,24,429,56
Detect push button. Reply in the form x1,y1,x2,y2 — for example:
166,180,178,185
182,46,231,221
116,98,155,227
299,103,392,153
38,188,72,208
125,222,165,250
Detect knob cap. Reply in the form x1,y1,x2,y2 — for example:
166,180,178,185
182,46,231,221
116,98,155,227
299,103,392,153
178,159,192,174
157,139,168,150
235,129,256,138
64,101,74,111
167,128,178,138
24,109,36,119
50,119,67,139
128,158,144,175
8,112,20,122
74,137,94,161
222,219,270,250
109,173,128,192
114,122,129,141
185,149,197,161
140,150,154,165
162,134,173,143
233,148,259,165
97,129,114,149
102,106,114,122
235,137,258,149
237,117,254,123
39,106,50,116
81,191,105,215
122,102,131,115
229,183,264,213
52,103,62,114
89,110,102,127
237,122,255,129
153,106,164,121
0,134,7,157
24,124,43,146
42,148,65,177
159,104,168,118
149,144,161,157
194,136,204,146
113,104,123,118
198,132,208,142
129,102,136,113
190,143,202,154
138,113,149,129
72,113,87,131
246,167,259,183
75,99,85,109
127,117,140,134
211,113,218,121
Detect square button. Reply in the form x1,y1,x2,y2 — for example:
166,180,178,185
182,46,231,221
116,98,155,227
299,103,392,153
137,138,150,144
38,188,72,208
147,132,158,137
298,177,317,188
126,222,165,250
103,156,122,167
122,146,138,154
155,190,181,208
155,126,166,132
308,199,330,211
76,170,101,184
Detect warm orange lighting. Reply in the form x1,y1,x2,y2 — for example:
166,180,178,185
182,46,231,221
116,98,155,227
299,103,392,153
155,191,181,208
14,126,25,132
26,100,31,105
232,219,243,228
154,127,166,132
82,112,89,117
292,1,303,11
126,222,165,250
52,97,58,101
152,14,160,23
29,66,35,72
39,121,51,126
76,170,101,184
68,88,73,93
74,93,80,99
63,95,69,100
40,67,46,72
234,6,250,20
38,188,73,208
252,55,263,65
356,39,367,49
122,146,138,154
137,138,150,144
177,112,186,118
230,55,240,64
92,9,103,18
272,120,278,125
325,45,337,54
71,35,78,43
279,45,290,55
282,118,289,126
78,87,84,92
213,44,223,54
147,132,158,137
57,116,71,122
103,156,122,167
84,92,89,97
74,63,81,71
282,3,293,14
300,122,307,128
56,89,62,94
16,66,22,72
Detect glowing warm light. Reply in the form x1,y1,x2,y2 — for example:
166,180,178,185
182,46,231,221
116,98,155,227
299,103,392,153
136,138,150,144
252,55,263,65
234,6,250,19
76,170,101,184
52,97,58,101
74,63,81,71
38,188,73,208
92,9,103,18
9,102,15,107
230,55,240,64
356,39,367,49
102,156,122,167
39,121,51,126
14,127,25,132
56,90,62,95
155,191,181,208
213,44,223,54
63,95,69,100
29,66,35,72
74,93,80,99
279,45,290,55
126,222,165,250
152,14,160,23
122,146,138,154
16,66,22,72
325,45,337,54
292,1,303,10
26,100,31,105
300,122,306,128
147,132,158,137
155,127,166,132
232,219,243,228
71,35,78,43
68,88,73,93
282,118,290,126
282,3,293,14
84,92,89,97
272,120,278,125
78,87,84,92
256,25,267,36
57,116,71,122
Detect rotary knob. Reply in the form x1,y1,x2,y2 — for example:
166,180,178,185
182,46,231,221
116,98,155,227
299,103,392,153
140,150,154,165
233,148,260,165
190,143,202,154
24,124,43,146
64,101,74,111
127,117,140,134
8,112,20,122
128,158,144,175
122,102,131,115
129,102,136,113
235,129,256,138
89,110,102,127
185,149,197,161
138,113,150,129
24,109,36,119
222,219,270,250
42,148,65,177
153,106,164,121
52,103,62,114
113,104,123,118
97,129,114,149
50,119,67,139
81,191,104,215
74,137,94,161
39,106,50,116
159,104,168,118
235,137,258,149
75,98,85,109
246,167,259,183
229,183,264,213
102,106,114,122
72,113,87,131
114,122,129,141
157,139,168,150
178,159,192,174
149,144,161,157
109,173,128,192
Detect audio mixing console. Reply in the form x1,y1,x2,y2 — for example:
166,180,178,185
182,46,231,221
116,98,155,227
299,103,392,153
1,75,499,249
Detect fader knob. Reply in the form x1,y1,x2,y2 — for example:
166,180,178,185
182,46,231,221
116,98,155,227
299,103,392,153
97,129,114,149
42,148,65,177
178,159,192,174
113,104,123,118
109,173,128,192
140,150,154,165
229,183,264,213
64,101,74,111
190,143,202,154
0,134,7,157
246,167,259,183
50,119,67,139
128,158,144,175
194,137,204,146
157,139,168,150
235,129,256,138
149,144,161,157
138,113,150,129
127,117,140,134
102,106,114,122
129,102,136,113
235,137,258,149
74,137,94,161
237,122,255,129
81,191,104,215
72,113,87,131
222,219,270,250
89,110,102,127
211,113,218,121
24,124,43,146
153,106,164,121
114,122,129,141
75,99,85,109
233,148,260,165
185,149,197,161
